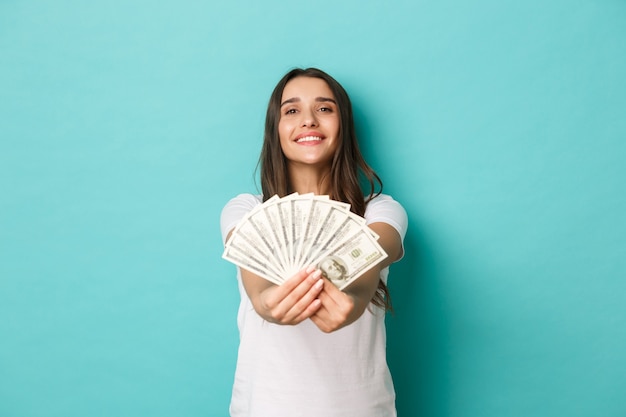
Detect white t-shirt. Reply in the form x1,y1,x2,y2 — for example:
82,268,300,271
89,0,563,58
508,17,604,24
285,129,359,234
220,193,408,417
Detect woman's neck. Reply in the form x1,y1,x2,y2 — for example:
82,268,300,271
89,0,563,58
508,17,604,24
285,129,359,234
287,164,332,195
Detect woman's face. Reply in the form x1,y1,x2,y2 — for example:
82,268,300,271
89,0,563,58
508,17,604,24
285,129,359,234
278,76,340,169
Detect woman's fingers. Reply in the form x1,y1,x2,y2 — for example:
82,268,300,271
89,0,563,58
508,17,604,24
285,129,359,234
287,279,324,322
261,267,324,324
262,267,313,308
310,280,355,332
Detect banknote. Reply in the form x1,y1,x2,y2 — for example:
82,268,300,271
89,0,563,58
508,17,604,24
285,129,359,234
310,226,388,290
223,193,387,288
222,244,283,285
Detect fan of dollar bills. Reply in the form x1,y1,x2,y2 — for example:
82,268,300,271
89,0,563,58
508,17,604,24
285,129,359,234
223,193,388,290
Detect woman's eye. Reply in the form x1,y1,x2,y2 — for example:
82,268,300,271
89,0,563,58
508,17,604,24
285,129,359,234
319,107,333,112
285,108,297,115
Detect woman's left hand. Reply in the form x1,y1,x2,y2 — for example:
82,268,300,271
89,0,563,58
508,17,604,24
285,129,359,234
309,279,359,333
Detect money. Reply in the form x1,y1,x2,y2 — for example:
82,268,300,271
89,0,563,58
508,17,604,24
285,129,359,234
223,194,388,290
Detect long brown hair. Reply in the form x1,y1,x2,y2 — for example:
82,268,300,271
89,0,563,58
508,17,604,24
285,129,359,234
258,68,392,311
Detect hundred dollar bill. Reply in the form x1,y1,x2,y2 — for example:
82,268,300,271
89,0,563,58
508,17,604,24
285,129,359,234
260,197,291,274
311,226,388,290
289,194,314,272
305,209,367,266
276,192,300,272
222,244,283,286
237,195,288,274
223,194,385,288
224,227,285,280
296,197,337,269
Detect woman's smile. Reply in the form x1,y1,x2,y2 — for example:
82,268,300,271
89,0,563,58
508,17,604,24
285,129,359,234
295,131,326,144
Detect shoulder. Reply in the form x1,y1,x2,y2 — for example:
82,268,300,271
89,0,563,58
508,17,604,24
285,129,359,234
364,194,408,240
220,193,263,243
365,194,406,217
222,193,263,211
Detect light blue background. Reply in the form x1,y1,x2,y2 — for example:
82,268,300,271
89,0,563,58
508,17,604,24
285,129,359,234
1,1,625,416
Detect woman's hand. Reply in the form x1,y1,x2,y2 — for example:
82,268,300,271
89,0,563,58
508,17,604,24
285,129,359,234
309,279,358,333
241,266,324,325
310,262,387,333
310,222,403,333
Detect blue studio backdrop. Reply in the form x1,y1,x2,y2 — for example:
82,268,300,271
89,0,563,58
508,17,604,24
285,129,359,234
1,1,625,416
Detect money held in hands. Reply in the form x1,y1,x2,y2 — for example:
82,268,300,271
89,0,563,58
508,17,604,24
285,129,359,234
223,194,388,290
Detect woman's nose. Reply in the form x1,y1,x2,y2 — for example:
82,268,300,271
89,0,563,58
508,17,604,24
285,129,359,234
300,109,318,127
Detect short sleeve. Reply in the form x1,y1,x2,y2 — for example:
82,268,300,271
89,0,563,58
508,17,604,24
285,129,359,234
220,194,262,244
364,194,408,258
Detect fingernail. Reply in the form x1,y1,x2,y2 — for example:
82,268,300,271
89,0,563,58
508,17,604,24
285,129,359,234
310,270,322,280
305,265,316,274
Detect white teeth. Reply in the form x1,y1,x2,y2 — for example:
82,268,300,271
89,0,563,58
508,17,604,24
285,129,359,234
296,136,323,143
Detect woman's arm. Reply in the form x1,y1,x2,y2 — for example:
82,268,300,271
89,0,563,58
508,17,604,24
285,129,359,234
310,222,403,333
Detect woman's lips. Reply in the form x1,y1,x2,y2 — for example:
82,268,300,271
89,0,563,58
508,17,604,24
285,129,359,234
294,132,325,143
295,135,324,143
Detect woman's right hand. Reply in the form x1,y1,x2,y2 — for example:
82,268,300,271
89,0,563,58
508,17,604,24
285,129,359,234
241,266,324,325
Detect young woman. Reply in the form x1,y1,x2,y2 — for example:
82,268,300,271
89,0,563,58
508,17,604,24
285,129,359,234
220,68,408,417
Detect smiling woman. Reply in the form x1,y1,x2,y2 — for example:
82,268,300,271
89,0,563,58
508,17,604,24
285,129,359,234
220,68,408,417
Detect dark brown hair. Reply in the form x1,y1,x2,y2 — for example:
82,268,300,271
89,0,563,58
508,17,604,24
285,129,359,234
258,67,392,311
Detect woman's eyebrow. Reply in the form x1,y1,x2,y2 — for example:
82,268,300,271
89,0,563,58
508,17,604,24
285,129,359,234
280,97,337,107
316,97,337,104
281,97,300,107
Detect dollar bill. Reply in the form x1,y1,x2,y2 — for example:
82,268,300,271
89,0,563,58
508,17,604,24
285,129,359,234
224,227,285,280
311,226,388,290
223,193,388,289
222,244,283,285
